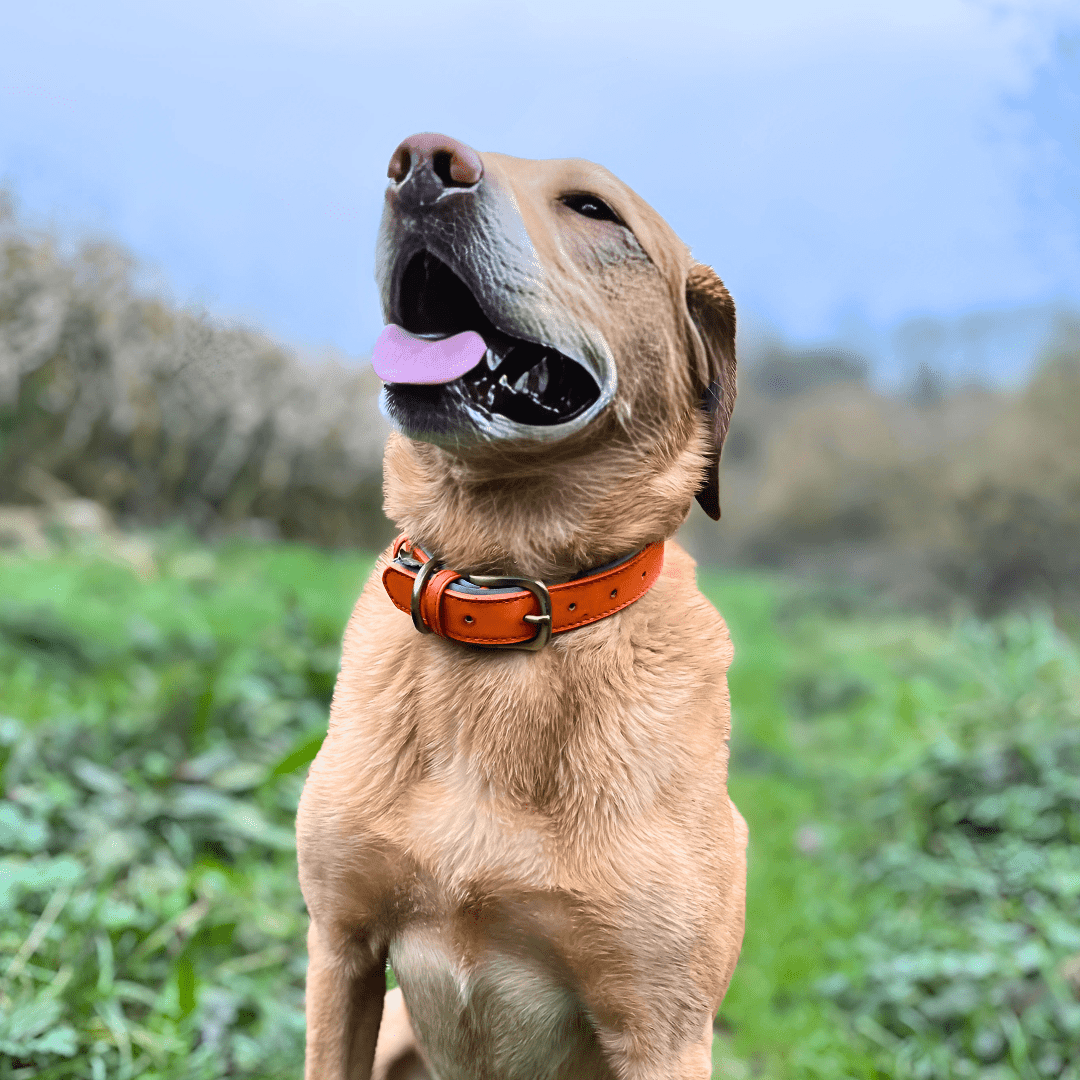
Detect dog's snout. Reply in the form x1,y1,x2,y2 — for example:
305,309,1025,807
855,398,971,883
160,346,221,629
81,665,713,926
387,133,483,189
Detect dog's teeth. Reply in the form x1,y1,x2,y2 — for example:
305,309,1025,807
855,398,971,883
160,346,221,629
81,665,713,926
512,370,530,392
485,349,499,371
532,358,549,395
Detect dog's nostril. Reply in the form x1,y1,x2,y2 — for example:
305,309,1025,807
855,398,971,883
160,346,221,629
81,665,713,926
388,147,411,183
432,151,455,187
433,148,481,188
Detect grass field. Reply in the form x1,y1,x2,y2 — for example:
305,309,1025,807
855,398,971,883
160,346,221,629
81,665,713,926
1,536,1078,1079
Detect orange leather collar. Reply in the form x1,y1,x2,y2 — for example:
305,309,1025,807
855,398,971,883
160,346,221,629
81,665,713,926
382,536,665,650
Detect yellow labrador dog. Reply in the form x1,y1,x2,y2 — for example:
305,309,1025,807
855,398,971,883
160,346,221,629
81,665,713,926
297,133,746,1080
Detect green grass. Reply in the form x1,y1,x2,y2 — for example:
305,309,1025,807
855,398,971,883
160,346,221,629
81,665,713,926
0,538,374,1079
703,572,881,1078
704,576,1080,1079
1,538,1078,1079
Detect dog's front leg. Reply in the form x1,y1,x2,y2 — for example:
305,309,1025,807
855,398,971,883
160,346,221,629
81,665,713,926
596,1013,716,1080
304,919,386,1080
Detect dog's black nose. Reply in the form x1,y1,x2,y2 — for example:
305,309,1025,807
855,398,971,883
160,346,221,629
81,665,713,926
388,133,483,189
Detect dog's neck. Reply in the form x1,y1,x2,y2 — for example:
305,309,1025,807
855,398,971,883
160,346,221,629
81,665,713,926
381,414,708,582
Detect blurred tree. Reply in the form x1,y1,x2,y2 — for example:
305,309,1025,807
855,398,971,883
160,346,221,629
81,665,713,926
894,316,947,391
747,347,868,398
907,361,945,406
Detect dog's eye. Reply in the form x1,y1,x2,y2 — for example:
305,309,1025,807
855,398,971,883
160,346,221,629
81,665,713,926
561,193,623,225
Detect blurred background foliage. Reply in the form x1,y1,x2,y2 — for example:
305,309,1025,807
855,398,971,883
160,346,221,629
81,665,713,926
0,200,388,552
3,193,1079,613
682,326,1080,614
0,542,360,1079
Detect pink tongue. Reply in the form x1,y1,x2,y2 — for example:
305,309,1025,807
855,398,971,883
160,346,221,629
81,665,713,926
372,325,487,385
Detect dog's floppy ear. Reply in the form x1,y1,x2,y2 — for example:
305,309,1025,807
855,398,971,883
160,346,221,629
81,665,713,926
685,263,737,520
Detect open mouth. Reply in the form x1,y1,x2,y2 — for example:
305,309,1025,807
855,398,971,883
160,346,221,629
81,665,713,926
380,251,602,436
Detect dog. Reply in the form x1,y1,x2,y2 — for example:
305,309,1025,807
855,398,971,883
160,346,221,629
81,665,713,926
296,132,746,1080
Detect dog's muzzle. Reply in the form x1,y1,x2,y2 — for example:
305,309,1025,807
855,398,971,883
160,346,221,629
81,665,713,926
374,136,616,447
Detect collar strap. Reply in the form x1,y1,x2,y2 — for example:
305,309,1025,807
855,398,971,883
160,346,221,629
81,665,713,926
382,536,665,651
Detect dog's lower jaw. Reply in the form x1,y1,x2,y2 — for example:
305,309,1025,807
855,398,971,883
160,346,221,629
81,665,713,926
380,412,709,582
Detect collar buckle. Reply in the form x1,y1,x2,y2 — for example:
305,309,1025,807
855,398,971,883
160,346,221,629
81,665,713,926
463,574,553,651
410,555,444,636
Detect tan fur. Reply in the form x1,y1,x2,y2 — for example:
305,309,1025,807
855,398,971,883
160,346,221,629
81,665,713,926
297,146,746,1080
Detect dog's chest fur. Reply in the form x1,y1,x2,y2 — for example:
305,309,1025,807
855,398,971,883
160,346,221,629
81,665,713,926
389,922,614,1080
297,545,739,1077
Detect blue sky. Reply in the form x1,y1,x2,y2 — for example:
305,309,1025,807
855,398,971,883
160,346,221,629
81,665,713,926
1,0,1076,381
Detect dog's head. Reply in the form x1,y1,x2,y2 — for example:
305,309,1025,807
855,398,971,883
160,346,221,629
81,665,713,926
374,132,736,521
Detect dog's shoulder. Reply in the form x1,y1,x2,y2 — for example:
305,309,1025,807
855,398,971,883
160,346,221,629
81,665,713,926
645,540,734,670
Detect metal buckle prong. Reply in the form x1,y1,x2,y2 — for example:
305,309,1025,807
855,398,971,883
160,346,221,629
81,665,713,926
464,574,553,651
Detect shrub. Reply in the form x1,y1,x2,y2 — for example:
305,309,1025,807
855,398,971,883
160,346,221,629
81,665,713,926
0,199,390,548
823,615,1080,1078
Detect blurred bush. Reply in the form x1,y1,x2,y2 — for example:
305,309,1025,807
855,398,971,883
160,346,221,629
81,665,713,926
744,344,869,399
686,334,1080,612
0,196,391,549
